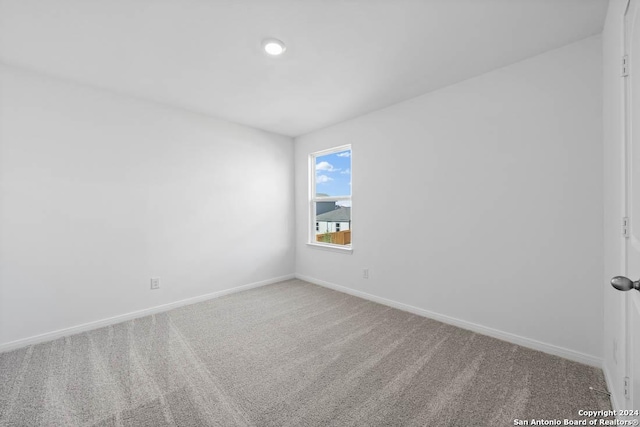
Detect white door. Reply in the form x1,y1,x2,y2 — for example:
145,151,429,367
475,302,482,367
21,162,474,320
621,0,640,411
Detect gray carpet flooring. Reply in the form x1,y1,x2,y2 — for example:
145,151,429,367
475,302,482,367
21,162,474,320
0,279,612,426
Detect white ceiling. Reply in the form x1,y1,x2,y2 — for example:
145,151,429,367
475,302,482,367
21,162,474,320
0,0,608,137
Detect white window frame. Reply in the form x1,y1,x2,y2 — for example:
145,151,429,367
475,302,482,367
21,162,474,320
308,144,352,253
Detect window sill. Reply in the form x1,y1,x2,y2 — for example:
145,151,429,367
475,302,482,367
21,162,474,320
306,242,353,254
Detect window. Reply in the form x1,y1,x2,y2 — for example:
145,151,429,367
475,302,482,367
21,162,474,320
310,145,351,248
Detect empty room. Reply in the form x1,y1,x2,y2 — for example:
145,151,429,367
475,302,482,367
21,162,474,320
1,0,639,425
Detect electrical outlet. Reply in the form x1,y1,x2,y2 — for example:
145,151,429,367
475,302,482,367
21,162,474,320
363,268,369,279
624,377,630,399
150,277,160,290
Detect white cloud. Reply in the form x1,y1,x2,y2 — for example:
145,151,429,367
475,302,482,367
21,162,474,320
316,161,339,172
337,152,351,157
316,175,333,183
341,168,351,175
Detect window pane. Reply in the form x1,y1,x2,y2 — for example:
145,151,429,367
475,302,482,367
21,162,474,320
315,149,351,197
314,201,351,246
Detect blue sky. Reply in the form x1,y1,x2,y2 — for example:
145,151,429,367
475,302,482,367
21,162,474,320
315,149,351,197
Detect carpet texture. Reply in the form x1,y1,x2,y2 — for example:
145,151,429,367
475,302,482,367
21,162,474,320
0,279,611,426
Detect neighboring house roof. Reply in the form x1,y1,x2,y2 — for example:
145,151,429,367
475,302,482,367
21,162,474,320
316,207,351,222
316,193,329,197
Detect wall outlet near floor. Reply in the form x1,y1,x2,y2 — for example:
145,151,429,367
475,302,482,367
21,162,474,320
363,268,369,279
150,277,160,290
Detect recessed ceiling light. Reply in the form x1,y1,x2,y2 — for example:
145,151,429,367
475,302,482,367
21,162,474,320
262,38,286,56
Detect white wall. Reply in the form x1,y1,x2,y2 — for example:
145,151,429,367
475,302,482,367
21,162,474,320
602,0,628,411
295,36,604,363
316,222,350,234
0,63,295,347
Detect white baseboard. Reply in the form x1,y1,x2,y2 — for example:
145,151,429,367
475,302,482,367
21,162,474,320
603,363,622,412
0,274,295,353
296,274,602,368
4,272,602,370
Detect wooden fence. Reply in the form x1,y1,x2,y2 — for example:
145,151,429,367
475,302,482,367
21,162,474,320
316,230,351,245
